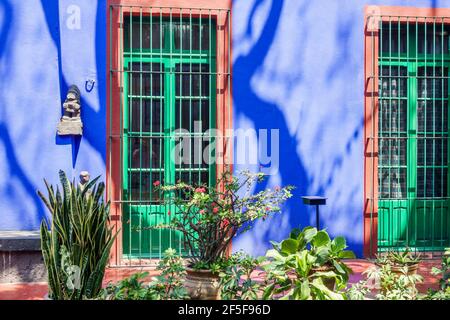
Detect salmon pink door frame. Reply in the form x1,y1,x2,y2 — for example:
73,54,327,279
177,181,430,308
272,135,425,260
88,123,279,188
106,0,232,266
364,5,450,258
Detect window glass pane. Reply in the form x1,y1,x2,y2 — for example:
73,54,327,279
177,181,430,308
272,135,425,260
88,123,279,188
124,20,164,50
418,67,448,99
173,22,212,51
417,136,448,167
417,24,450,55
380,23,408,55
380,23,450,55
417,168,448,198
379,100,407,134
173,137,211,169
417,100,448,133
175,171,209,186
379,168,407,199
379,139,407,166
129,137,164,169
379,66,408,98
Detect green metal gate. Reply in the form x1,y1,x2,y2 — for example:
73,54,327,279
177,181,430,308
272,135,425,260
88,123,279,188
377,19,450,252
120,12,218,259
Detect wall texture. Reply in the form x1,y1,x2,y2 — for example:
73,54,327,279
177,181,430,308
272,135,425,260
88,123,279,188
0,0,446,257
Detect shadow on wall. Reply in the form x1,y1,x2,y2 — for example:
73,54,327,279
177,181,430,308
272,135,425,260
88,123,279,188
40,0,106,163
0,0,106,230
0,1,46,230
232,0,309,256
232,0,365,257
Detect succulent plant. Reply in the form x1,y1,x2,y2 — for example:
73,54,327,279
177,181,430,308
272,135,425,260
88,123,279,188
38,170,117,300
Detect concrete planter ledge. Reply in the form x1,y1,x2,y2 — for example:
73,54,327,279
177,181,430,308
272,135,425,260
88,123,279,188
0,231,46,283
0,231,41,252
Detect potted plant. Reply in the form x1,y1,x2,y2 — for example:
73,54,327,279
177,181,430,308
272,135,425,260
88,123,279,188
269,226,355,291
259,227,355,300
38,170,117,300
156,170,293,300
376,248,421,276
347,263,423,300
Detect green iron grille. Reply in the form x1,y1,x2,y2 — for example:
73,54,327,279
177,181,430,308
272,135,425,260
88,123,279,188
376,17,450,254
108,5,231,262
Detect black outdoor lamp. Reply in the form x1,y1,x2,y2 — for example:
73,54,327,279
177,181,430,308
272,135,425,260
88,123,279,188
301,196,327,230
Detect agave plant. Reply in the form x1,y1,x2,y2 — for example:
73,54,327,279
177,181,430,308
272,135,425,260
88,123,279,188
38,170,117,300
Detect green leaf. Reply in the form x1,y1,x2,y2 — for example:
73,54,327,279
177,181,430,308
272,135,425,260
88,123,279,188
289,228,301,239
332,236,346,252
300,280,311,300
315,246,331,263
281,239,299,254
302,226,318,242
338,250,356,259
311,231,331,247
332,260,345,275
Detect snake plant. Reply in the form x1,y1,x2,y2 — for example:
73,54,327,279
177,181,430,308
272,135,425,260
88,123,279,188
38,170,117,300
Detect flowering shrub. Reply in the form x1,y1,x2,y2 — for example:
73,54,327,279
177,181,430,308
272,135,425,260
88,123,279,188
155,170,293,269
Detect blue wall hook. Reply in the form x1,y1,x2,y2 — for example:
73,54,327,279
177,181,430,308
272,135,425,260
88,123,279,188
85,79,95,92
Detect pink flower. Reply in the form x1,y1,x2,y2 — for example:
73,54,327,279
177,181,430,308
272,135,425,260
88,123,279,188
265,207,270,211
223,219,230,227
213,207,219,214
274,186,281,191
167,210,171,216
153,180,160,187
199,209,205,214
195,187,206,193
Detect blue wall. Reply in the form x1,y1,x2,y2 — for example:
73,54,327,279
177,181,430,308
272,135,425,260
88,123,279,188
0,0,446,257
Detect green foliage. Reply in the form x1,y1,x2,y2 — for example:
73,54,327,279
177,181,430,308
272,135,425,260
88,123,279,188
101,272,153,300
423,248,450,300
149,248,189,300
347,264,423,300
156,170,293,268
261,227,355,300
376,248,421,266
218,252,264,300
271,226,355,288
100,248,189,300
38,170,117,300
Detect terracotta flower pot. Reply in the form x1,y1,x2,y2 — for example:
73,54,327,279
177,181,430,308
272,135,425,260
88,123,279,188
390,263,419,276
375,262,419,276
184,267,220,300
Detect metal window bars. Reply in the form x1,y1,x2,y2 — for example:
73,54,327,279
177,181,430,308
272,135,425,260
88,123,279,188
108,4,231,265
366,14,450,258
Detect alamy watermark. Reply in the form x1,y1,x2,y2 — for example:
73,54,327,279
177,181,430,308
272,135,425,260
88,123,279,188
166,121,280,175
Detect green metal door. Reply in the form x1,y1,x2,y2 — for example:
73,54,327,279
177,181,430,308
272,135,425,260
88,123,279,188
121,16,217,259
378,21,450,251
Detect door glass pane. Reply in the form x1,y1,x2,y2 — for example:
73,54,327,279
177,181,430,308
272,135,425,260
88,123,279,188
129,172,164,201
129,63,163,97
416,66,449,199
129,137,164,169
175,100,210,133
378,66,408,200
129,100,163,133
175,64,210,97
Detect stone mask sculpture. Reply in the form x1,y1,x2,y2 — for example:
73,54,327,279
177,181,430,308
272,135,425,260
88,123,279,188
57,85,83,136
